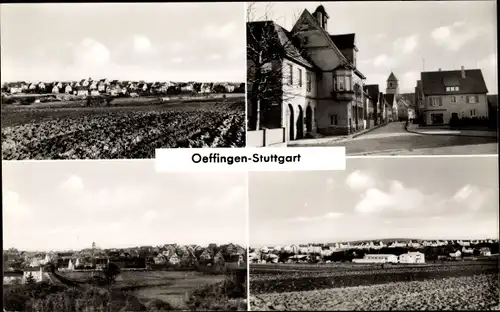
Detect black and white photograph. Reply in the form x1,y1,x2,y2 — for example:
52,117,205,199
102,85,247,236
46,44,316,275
246,1,497,155
2,161,248,311
248,156,499,310
1,3,246,160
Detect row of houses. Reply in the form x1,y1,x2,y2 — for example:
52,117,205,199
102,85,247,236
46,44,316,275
2,79,243,96
252,239,496,255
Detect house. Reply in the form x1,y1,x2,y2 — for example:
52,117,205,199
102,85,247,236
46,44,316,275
75,87,89,97
247,5,367,144
28,83,38,91
364,85,381,125
200,83,213,94
37,82,46,92
419,67,489,125
3,269,24,285
23,267,46,283
462,247,474,254
396,98,410,121
363,88,375,129
352,254,398,264
90,90,100,96
398,252,425,264
63,84,73,94
6,83,23,94
415,80,424,120
51,85,60,93
97,82,107,92
480,247,491,256
168,254,180,265
449,250,462,258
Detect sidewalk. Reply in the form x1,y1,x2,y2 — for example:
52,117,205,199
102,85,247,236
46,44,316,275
406,123,497,138
288,123,386,146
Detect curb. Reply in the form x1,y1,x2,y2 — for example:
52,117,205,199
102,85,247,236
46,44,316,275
350,123,385,139
405,124,497,139
288,123,388,146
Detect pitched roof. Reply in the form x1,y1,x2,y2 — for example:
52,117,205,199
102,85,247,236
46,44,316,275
313,5,329,18
364,84,380,103
387,72,398,81
421,69,488,95
384,93,395,105
329,34,355,50
247,21,316,69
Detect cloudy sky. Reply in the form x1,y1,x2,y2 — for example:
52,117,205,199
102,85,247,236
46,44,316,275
3,161,247,252
250,157,499,247
0,3,245,83
248,1,497,94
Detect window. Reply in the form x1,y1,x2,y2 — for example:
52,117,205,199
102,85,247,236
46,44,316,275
287,64,293,86
303,36,309,44
446,86,460,92
330,114,338,125
306,72,312,92
346,76,352,91
298,68,303,87
468,95,477,103
338,76,345,91
451,96,456,103
470,109,477,117
389,83,392,87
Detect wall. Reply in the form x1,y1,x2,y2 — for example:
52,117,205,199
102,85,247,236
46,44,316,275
317,100,349,135
423,93,488,124
282,60,318,140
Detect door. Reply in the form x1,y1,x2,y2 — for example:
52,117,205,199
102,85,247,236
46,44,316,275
431,113,444,124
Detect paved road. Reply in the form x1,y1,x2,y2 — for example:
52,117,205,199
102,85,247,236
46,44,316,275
294,122,498,156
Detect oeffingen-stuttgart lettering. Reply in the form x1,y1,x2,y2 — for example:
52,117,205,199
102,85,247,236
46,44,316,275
192,152,301,165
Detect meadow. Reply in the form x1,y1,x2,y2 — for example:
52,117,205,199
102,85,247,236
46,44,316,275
4,268,248,311
1,95,245,160
249,260,499,310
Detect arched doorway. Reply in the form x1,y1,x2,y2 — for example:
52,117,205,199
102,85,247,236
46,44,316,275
305,105,313,133
296,105,304,139
287,104,295,141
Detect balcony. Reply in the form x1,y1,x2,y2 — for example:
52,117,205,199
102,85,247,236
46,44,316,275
332,90,355,102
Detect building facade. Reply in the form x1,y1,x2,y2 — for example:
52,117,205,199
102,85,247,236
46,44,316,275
398,252,425,264
420,67,489,125
352,254,398,264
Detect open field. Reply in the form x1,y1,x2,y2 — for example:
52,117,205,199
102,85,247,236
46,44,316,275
1,95,245,159
250,261,499,310
251,274,499,311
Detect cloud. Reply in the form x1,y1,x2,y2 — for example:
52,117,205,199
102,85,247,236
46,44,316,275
400,71,420,92
59,175,84,193
132,34,153,53
287,212,344,223
354,180,493,219
3,189,30,217
393,34,419,54
143,210,158,221
171,57,183,64
208,54,222,61
202,22,237,40
73,38,111,67
346,170,376,191
478,53,497,69
431,22,487,51
373,54,390,67
195,185,246,212
227,46,245,61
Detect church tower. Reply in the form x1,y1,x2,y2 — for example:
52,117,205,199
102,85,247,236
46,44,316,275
386,72,399,95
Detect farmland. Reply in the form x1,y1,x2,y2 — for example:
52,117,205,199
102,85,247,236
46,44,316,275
250,261,499,310
1,95,245,160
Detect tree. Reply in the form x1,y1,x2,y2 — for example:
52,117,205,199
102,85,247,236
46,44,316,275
102,262,120,286
25,272,36,285
246,2,309,131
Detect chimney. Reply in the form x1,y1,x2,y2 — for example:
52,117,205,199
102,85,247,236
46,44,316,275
461,66,465,79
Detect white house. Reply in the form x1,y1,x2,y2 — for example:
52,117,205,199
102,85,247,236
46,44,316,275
398,252,425,264
352,254,398,264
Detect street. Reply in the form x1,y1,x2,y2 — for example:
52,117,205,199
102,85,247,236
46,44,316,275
291,122,498,156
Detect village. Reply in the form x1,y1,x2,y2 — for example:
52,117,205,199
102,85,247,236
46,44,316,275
246,4,497,154
1,78,245,101
249,238,497,264
3,242,247,285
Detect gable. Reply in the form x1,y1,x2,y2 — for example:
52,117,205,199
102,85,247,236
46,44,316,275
291,9,350,67
421,69,488,95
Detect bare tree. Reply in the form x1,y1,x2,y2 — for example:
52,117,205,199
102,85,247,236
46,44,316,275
246,2,312,131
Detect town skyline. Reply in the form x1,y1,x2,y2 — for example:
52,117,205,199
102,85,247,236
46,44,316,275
1,3,245,83
249,157,499,246
3,161,247,251
248,1,497,94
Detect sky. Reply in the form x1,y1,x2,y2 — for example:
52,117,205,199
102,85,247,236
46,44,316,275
0,3,245,83
2,160,247,252
249,157,499,247
248,1,498,94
